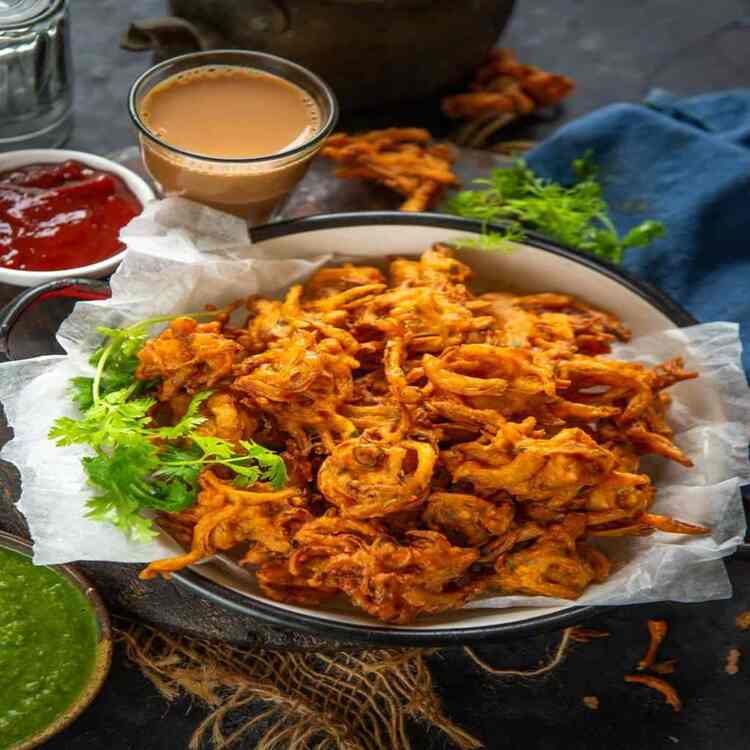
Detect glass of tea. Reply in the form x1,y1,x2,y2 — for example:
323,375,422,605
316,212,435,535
128,50,338,225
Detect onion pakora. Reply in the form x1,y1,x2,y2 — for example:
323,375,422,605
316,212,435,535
321,128,458,212
136,243,705,623
442,48,575,148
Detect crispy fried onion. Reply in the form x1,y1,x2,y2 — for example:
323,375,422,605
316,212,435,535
318,431,437,518
259,516,483,623
135,244,705,623
444,426,616,504
493,515,610,599
140,471,310,580
624,675,682,712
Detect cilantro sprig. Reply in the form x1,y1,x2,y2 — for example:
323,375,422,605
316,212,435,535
446,154,664,263
49,316,287,543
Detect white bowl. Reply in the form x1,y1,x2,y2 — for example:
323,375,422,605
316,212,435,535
0,149,155,287
157,213,702,645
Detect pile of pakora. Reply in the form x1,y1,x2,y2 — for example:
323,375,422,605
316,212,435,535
443,48,575,148
320,128,458,211
138,245,706,624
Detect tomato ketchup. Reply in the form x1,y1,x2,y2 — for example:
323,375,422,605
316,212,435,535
0,160,143,272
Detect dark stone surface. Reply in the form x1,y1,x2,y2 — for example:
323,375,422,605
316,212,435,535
31,559,750,750
1,0,749,747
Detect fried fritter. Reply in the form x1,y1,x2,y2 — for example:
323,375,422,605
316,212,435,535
140,470,310,580
321,128,458,211
423,491,514,546
285,516,481,623
318,431,437,518
442,49,575,148
493,516,604,599
137,244,703,623
136,317,241,400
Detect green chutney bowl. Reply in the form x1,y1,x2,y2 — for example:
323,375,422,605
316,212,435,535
0,531,112,750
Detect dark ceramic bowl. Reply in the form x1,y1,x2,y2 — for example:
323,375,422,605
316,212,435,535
0,532,112,750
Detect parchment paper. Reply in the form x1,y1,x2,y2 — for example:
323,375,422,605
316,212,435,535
1,198,747,610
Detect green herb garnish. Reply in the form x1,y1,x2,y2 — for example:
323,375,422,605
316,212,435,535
50,316,287,543
446,153,664,263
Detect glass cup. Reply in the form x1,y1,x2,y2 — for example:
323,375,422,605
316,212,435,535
128,50,338,225
0,0,74,151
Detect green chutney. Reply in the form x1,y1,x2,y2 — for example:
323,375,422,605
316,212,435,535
0,546,99,749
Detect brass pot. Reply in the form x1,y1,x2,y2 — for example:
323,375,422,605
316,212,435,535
122,0,516,110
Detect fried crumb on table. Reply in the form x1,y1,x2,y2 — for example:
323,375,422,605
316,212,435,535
569,627,610,643
638,619,668,671
625,675,682,712
582,696,600,710
133,244,707,624
735,611,750,630
725,648,741,675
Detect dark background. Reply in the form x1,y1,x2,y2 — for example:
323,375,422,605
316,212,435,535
8,0,750,747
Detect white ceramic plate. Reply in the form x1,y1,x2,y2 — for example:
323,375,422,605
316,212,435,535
159,212,699,645
0,149,154,287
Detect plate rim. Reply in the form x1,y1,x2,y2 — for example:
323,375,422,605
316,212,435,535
169,210,697,645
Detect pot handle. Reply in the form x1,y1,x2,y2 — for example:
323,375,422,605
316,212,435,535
0,279,110,364
120,16,224,56
120,3,288,57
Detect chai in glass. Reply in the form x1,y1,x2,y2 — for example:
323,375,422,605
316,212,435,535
131,55,336,224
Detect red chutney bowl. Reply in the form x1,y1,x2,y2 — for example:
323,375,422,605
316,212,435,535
0,150,155,287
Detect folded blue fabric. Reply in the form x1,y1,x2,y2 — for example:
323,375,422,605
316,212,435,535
526,90,750,375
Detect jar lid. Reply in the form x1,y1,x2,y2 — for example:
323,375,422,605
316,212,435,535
0,0,64,28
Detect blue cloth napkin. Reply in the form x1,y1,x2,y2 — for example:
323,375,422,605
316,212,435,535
525,90,750,375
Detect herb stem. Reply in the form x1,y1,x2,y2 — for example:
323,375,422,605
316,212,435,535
92,338,114,405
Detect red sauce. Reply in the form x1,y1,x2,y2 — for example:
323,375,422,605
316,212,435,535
0,160,143,272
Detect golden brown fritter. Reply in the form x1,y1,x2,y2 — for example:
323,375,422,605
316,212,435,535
136,317,242,400
140,471,310,580
318,432,437,519
321,128,458,211
136,244,704,623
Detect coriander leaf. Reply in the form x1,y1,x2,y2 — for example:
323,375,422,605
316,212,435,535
82,444,161,542
240,440,288,489
69,376,95,411
454,226,523,253
445,156,665,264
83,442,197,541
190,433,236,461
572,149,598,180
622,219,665,249
156,390,211,440
54,313,287,543
49,389,156,449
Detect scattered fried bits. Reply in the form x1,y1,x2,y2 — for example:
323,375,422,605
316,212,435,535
735,611,750,630
725,648,741,675
582,696,600,710
133,245,706,624
624,675,682,712
569,627,610,644
321,128,458,212
650,660,677,675
443,48,574,148
638,619,668,671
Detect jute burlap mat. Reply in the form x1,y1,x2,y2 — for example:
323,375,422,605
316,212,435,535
116,620,575,750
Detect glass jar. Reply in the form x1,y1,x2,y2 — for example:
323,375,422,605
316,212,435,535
0,0,73,151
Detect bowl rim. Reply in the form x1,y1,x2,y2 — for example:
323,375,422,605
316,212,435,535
159,209,698,646
0,149,155,286
0,530,113,750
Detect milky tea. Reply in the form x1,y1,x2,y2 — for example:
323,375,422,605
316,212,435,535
138,66,322,223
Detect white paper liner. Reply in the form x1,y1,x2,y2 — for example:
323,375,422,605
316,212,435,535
1,198,748,611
